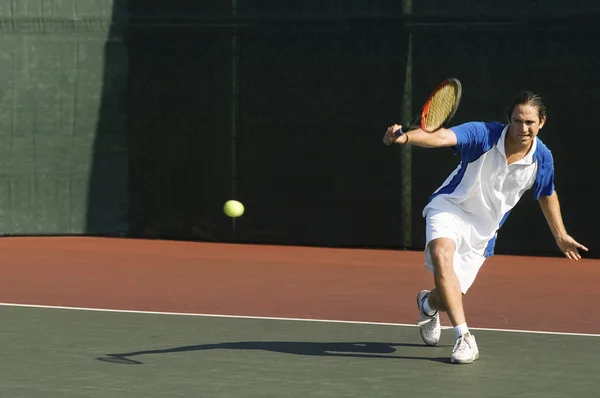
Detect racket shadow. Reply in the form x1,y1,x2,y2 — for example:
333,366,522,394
96,341,452,365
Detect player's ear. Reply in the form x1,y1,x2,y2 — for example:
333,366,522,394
539,117,546,129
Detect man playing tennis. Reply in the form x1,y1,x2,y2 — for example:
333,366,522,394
383,91,588,364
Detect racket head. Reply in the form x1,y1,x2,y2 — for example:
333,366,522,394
420,78,462,132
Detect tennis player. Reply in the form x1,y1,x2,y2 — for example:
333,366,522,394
383,91,588,364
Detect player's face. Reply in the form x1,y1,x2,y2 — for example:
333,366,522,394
508,104,545,147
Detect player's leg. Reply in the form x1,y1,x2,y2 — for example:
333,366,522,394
426,288,447,311
431,238,483,364
417,211,458,346
419,210,480,363
427,238,479,364
427,238,466,326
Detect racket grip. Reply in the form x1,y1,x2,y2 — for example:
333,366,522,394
394,126,407,138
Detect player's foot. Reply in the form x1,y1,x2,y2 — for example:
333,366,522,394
416,290,441,346
450,332,480,364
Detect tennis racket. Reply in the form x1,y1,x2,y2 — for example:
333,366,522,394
383,78,462,145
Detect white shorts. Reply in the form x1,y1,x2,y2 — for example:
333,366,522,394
424,209,487,294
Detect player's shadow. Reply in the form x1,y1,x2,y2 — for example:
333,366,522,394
96,341,451,365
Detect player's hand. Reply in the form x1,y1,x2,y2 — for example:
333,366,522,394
383,124,403,146
555,234,588,261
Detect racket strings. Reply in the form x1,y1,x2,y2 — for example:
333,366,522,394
424,85,457,131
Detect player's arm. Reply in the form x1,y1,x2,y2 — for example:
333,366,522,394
384,124,458,148
538,191,588,260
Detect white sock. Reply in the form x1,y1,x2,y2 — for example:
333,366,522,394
422,298,436,316
454,323,469,338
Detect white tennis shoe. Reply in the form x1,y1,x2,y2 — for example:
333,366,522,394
416,290,441,346
451,332,480,364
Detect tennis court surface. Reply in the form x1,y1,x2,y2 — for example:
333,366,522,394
1,237,599,397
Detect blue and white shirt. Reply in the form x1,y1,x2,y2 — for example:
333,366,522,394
423,121,555,257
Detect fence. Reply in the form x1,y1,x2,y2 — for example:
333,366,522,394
2,0,599,257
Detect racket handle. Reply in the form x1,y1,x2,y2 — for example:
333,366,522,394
394,126,407,138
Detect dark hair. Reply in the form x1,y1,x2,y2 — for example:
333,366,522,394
506,91,547,121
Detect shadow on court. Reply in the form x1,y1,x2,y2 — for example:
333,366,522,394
97,341,451,365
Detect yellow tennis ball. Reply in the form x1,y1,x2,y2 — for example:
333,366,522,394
223,200,245,218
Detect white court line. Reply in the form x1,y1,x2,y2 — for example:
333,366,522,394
1,302,599,338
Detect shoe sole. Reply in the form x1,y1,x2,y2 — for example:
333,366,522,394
450,351,480,364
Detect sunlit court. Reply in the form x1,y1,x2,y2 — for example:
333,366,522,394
0,238,599,396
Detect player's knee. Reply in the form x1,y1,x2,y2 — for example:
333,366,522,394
428,238,455,274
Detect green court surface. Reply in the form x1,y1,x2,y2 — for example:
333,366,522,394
1,305,599,397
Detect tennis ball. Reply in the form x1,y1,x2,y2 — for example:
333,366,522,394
223,200,245,218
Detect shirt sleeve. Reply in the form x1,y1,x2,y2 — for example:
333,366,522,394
449,122,492,162
533,147,555,200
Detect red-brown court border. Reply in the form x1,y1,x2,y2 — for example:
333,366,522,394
0,237,598,334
